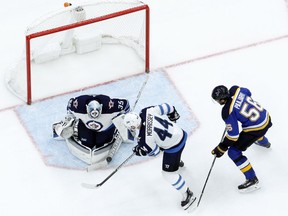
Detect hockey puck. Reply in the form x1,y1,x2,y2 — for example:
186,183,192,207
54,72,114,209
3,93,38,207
106,157,112,162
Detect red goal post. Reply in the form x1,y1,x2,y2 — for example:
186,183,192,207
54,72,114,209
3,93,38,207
6,0,150,104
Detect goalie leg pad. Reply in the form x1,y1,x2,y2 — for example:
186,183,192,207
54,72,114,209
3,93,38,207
65,138,93,164
106,130,123,162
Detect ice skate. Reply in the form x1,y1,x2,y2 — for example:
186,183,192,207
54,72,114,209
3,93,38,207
181,188,196,210
254,140,271,148
238,176,260,193
254,137,271,148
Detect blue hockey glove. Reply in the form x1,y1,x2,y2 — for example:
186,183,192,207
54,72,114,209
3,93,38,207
133,145,147,156
211,143,228,158
167,106,180,123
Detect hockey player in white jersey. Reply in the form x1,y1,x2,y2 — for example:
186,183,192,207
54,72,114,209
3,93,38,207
53,94,130,169
122,103,196,210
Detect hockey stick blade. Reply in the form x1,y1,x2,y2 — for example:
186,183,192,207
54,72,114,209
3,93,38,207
81,182,102,189
81,152,136,190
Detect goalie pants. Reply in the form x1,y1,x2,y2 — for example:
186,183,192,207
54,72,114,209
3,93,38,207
76,120,116,149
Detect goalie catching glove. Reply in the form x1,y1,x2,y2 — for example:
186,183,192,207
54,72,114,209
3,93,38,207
167,106,180,123
54,115,76,139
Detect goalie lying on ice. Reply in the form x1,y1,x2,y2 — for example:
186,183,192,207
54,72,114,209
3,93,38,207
52,94,133,169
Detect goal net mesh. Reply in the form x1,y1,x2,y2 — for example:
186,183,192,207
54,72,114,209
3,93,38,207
5,0,149,104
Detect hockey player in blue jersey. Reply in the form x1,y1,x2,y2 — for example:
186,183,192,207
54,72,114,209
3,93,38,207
53,94,130,169
122,103,196,210
211,85,272,192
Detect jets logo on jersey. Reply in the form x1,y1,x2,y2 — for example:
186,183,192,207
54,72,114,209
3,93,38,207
108,100,114,109
86,120,102,131
73,99,79,109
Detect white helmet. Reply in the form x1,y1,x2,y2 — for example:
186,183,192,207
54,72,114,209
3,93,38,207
123,112,141,132
86,100,102,118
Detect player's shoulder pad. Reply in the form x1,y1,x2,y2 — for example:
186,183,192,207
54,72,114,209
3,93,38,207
221,98,232,120
240,87,252,97
67,95,90,112
229,85,239,97
139,107,150,122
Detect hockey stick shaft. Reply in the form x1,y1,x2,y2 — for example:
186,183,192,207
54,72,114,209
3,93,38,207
97,151,135,187
197,156,216,207
197,128,227,207
132,72,150,111
82,151,136,189
96,73,149,165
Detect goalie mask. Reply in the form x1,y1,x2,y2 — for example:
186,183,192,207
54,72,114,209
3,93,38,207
123,112,141,133
86,100,102,119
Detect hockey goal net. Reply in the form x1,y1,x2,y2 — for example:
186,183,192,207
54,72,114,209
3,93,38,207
6,0,149,104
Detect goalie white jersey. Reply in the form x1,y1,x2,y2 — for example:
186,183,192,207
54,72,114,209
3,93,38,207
53,94,131,166
67,94,130,132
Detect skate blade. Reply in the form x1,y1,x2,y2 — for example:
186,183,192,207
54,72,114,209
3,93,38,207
183,196,197,212
238,183,261,193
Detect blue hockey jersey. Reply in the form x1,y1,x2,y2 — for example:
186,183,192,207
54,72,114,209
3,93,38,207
221,86,270,143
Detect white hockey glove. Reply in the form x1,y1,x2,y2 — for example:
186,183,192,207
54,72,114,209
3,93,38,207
53,115,75,139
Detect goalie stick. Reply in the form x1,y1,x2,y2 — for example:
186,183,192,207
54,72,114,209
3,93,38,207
132,72,150,111
86,130,123,172
84,72,150,172
89,72,150,169
82,151,136,189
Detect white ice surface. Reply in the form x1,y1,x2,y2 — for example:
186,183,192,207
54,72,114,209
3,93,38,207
1,0,288,216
